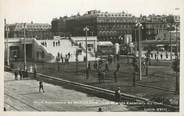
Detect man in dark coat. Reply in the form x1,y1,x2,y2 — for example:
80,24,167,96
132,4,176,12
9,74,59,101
39,81,45,93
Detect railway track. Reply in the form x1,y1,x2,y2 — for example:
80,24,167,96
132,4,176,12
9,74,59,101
4,93,41,111
4,102,20,111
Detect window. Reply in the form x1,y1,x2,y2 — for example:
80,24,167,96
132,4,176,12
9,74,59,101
88,44,93,47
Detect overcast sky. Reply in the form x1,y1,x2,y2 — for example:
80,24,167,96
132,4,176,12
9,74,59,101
1,0,183,24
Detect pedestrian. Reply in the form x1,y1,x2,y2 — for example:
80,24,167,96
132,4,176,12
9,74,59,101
105,62,109,72
56,41,58,46
14,70,18,80
98,107,103,112
151,53,153,58
61,56,64,64
45,41,47,47
114,71,117,82
4,107,6,111
57,52,60,58
154,54,157,60
142,60,146,70
160,53,163,60
58,40,60,46
68,52,71,59
19,69,23,80
116,63,120,72
114,87,121,105
39,81,45,93
53,41,55,47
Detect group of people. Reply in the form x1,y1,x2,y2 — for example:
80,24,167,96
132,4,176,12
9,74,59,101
14,68,28,80
53,40,61,47
146,50,176,61
41,41,47,47
56,52,71,64
92,56,121,84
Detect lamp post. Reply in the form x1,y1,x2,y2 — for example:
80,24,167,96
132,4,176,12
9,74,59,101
136,22,143,80
134,28,137,57
5,19,10,66
83,27,89,79
175,22,179,94
174,8,180,94
24,23,27,70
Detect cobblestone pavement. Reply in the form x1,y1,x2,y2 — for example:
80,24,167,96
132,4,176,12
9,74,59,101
4,72,130,112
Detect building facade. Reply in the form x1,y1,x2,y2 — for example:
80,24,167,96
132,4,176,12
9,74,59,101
140,14,180,41
7,22,52,40
51,10,137,43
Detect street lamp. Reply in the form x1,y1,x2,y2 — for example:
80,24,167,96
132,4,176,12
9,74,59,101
5,19,10,66
175,22,179,94
24,23,27,70
135,22,143,80
83,26,89,79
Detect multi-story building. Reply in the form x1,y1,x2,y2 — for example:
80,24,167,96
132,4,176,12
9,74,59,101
140,14,168,41
7,22,52,40
140,14,180,41
51,10,137,43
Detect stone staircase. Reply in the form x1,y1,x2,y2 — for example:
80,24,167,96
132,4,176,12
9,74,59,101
34,38,96,63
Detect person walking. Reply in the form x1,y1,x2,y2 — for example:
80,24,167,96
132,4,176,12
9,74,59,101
19,69,23,80
166,52,168,59
53,41,55,47
114,87,121,105
14,70,18,80
58,40,60,46
39,81,45,93
98,107,103,112
160,53,163,60
61,55,64,64
154,53,157,60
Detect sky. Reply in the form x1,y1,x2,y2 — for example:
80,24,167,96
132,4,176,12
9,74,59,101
1,0,183,24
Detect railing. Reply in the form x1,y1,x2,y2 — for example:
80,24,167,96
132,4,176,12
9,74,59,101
34,72,179,111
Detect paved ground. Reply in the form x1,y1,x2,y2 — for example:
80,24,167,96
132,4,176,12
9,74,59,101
4,71,131,112
10,55,179,101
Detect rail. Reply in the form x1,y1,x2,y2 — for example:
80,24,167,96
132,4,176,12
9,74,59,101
36,72,179,111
